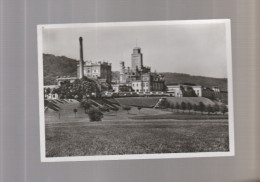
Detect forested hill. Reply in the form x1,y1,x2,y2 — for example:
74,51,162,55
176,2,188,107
161,72,227,91
43,54,77,85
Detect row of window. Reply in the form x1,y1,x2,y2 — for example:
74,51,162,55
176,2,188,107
86,69,98,73
132,82,149,87
134,89,149,92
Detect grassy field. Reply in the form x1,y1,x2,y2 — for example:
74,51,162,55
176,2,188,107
166,97,220,105
45,99,173,123
130,112,228,120
45,99,229,157
46,120,229,157
115,97,160,108
115,97,221,108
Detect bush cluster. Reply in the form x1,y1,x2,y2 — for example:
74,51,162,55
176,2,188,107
44,76,100,100
165,100,228,115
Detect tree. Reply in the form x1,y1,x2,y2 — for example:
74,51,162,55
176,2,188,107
52,76,102,101
220,104,228,115
181,87,197,97
137,106,142,113
158,98,170,109
192,104,198,114
170,103,175,112
114,107,119,115
123,106,131,114
175,102,180,113
81,99,92,113
88,107,103,121
73,108,78,117
180,102,186,113
213,104,220,114
206,104,213,115
187,102,192,114
199,102,205,115
45,87,51,95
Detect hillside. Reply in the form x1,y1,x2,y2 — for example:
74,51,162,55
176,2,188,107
112,71,227,90
161,72,227,91
43,54,78,85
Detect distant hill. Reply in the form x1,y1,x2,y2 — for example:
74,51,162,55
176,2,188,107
43,54,227,90
112,71,227,90
43,54,77,85
161,72,227,91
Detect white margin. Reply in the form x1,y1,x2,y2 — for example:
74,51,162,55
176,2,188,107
37,19,234,162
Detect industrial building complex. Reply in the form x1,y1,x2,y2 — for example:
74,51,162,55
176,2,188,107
44,37,227,103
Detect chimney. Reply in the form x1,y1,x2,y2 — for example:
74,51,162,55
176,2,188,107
79,37,84,78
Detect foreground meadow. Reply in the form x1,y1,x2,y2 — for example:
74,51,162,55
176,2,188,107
45,120,229,157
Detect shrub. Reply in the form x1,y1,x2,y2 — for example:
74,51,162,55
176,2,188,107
180,102,186,113
206,104,213,115
187,102,192,113
175,102,180,112
88,107,103,122
199,102,205,115
158,98,170,108
214,104,220,113
137,106,142,113
170,103,175,112
122,106,131,114
220,104,228,115
192,104,198,113
81,99,92,113
73,108,77,117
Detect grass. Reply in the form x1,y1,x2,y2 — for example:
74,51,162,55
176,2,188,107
45,100,172,123
130,112,228,120
115,97,160,108
166,97,220,105
45,120,229,157
115,97,222,108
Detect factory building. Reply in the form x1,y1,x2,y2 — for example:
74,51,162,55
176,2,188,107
116,47,165,93
57,37,112,86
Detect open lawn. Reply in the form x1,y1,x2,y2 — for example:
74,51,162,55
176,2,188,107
115,97,160,108
46,120,229,157
45,99,173,123
166,97,220,105
115,97,221,108
130,112,228,120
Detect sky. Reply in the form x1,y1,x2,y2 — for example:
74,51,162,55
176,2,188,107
42,21,228,78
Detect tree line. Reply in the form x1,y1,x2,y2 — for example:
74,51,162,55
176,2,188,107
159,100,228,115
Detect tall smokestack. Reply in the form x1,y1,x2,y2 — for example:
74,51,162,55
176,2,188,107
79,37,84,78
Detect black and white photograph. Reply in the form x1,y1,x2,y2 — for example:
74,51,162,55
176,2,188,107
37,20,234,162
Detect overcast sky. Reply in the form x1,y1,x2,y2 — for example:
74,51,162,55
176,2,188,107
42,21,228,78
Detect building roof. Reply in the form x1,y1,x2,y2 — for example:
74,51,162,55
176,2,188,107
56,77,77,80
133,47,141,49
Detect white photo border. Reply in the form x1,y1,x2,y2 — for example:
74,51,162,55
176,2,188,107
37,19,234,162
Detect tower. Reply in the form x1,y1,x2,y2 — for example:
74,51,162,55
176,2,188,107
131,47,143,71
120,61,126,83
79,37,84,79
